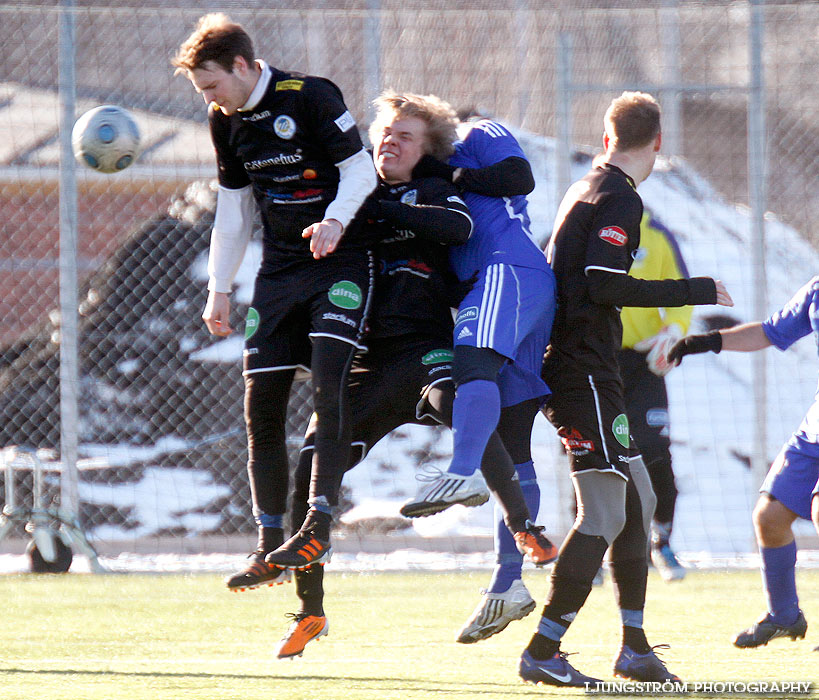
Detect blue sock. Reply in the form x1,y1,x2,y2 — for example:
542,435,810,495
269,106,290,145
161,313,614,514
308,496,333,515
488,462,540,594
621,608,644,629
537,616,569,642
761,541,800,625
490,500,522,593
257,513,283,529
448,379,500,476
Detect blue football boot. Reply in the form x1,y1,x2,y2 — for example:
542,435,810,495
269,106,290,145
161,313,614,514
614,644,680,682
733,611,807,648
519,649,601,687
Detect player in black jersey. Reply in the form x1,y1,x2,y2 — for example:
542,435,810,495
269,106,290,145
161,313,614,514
519,92,734,687
274,92,555,658
174,14,377,590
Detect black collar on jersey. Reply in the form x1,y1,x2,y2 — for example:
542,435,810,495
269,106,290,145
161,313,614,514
596,162,636,190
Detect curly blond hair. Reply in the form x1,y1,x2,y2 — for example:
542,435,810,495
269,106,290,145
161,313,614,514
369,90,458,161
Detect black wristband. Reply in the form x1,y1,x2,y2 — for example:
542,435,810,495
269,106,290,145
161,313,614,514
667,330,722,365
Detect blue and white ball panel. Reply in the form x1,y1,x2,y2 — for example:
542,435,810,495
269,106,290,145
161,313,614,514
761,438,819,520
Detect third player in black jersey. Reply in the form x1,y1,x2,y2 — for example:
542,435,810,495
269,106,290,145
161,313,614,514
519,92,734,687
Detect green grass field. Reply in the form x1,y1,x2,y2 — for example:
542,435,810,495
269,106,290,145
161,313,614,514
1,569,817,700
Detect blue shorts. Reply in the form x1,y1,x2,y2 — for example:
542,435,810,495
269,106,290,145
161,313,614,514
454,263,555,407
760,438,819,520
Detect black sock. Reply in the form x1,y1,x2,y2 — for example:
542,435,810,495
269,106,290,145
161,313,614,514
527,633,560,660
541,530,608,618
295,564,325,617
258,527,284,554
623,625,651,654
610,557,648,613
303,508,332,541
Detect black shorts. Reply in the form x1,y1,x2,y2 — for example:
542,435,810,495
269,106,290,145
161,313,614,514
542,374,634,479
243,249,374,374
346,334,454,457
618,348,671,464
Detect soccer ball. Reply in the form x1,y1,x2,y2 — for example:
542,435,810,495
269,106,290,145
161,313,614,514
72,105,141,173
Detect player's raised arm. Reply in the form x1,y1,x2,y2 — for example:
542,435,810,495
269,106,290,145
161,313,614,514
667,321,772,367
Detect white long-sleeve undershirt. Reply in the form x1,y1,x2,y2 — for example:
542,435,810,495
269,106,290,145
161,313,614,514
323,148,377,228
207,185,256,293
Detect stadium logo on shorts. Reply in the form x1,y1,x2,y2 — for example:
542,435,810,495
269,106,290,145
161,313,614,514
245,307,260,340
612,413,630,448
421,349,454,365
328,281,363,309
274,115,297,140
598,226,628,246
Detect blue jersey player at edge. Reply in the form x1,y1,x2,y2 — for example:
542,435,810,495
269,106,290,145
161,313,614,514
668,276,819,649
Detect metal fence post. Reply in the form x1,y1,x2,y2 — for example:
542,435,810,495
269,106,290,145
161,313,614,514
555,31,573,215
748,0,768,507
364,0,382,124
58,0,80,519
660,0,682,157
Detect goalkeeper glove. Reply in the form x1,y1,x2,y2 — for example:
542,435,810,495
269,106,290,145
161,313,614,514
634,325,683,376
666,330,723,366
412,154,458,182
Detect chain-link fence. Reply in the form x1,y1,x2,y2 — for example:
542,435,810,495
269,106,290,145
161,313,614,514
1,1,818,562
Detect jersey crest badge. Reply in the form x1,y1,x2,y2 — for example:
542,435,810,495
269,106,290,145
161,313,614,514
274,115,297,140
599,226,628,246
400,189,418,205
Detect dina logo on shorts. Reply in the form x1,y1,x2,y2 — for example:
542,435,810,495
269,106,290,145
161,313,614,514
245,307,260,340
328,281,363,309
421,349,454,365
612,413,630,448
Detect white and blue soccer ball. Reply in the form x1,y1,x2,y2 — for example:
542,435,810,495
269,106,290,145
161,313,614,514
72,105,141,173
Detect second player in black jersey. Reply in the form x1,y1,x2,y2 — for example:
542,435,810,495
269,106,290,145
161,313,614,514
276,92,556,658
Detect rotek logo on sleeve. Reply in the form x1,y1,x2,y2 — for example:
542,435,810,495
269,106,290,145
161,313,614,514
598,226,628,246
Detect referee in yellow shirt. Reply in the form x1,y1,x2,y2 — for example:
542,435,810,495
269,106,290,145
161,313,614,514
618,210,692,582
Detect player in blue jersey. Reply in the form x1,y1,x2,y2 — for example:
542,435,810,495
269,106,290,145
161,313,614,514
400,111,558,642
668,276,819,648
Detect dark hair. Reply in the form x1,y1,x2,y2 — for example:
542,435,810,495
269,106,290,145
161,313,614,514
172,13,254,74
